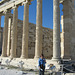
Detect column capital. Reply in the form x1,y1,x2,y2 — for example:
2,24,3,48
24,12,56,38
3,10,11,15
37,0,42,2
26,0,31,4
12,5,18,9
3,10,7,14
22,1,31,5
9,14,13,18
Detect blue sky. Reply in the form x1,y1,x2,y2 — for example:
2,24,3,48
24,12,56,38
1,0,63,29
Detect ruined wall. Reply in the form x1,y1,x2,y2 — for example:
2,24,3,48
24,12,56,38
10,19,53,59
61,0,75,60
60,0,74,59
71,0,75,60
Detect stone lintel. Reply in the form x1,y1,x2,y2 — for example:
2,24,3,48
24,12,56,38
0,0,10,4
0,0,33,13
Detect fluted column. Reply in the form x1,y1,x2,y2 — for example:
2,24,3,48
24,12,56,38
34,0,42,58
10,6,18,58
20,2,29,59
7,17,12,56
1,10,9,57
52,0,61,61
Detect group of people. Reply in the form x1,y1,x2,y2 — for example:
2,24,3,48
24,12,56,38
38,54,56,75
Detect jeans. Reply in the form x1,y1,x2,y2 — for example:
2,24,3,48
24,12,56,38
39,66,45,75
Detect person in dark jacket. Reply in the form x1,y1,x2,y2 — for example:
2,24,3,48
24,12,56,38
38,54,46,75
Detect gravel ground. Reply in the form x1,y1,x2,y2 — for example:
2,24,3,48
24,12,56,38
0,65,50,75
0,69,38,75
0,66,39,75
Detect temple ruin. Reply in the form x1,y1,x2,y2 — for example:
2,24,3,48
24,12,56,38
0,0,75,69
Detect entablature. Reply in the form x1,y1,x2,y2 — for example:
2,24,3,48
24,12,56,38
0,0,33,13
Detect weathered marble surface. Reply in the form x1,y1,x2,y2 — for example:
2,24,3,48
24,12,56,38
0,0,33,13
52,0,61,61
35,0,42,59
12,20,53,59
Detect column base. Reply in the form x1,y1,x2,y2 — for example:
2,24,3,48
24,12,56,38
52,57,61,64
34,56,40,59
62,56,71,60
9,55,16,59
7,54,10,57
1,54,7,57
20,55,28,59
9,56,13,59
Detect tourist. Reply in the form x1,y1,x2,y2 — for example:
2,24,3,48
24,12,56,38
38,54,46,75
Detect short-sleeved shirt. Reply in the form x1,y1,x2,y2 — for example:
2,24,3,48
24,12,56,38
38,58,46,67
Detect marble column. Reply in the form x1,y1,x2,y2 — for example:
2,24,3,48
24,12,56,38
61,0,73,59
21,2,29,59
2,10,9,57
7,17,12,56
10,6,18,58
34,0,42,58
0,14,2,51
52,0,61,60
71,0,75,60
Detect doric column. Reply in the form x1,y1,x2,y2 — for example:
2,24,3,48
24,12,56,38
10,6,18,58
7,16,12,56
52,0,61,61
1,10,9,57
21,1,29,59
34,0,42,58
